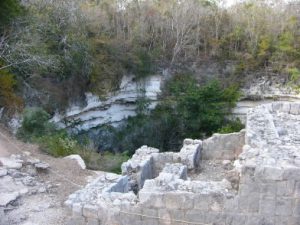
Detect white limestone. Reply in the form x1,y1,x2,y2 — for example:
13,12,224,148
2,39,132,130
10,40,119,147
0,192,20,207
0,157,23,169
51,75,162,131
64,155,86,169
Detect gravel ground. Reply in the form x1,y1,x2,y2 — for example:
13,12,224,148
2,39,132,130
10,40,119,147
189,160,234,181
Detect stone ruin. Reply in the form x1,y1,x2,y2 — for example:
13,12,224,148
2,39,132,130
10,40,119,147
65,102,300,225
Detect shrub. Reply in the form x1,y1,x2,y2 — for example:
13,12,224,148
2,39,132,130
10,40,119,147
0,69,23,114
0,0,22,27
288,67,300,92
218,118,245,134
17,107,56,141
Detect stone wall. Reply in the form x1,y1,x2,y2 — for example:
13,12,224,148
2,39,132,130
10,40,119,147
65,102,300,225
202,131,245,160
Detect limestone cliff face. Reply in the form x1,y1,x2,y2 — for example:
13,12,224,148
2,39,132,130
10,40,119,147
51,73,300,131
51,75,163,132
232,76,300,123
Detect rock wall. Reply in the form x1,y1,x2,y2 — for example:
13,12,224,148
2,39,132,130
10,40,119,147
51,75,162,131
202,131,245,160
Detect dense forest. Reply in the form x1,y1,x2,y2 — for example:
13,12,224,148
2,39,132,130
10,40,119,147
1,0,300,171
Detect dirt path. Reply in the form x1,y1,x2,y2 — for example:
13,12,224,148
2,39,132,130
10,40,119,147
0,127,103,225
0,134,13,157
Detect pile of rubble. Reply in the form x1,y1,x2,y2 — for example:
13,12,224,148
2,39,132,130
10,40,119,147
0,153,53,224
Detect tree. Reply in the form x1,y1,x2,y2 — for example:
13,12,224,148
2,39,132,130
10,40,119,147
0,0,22,28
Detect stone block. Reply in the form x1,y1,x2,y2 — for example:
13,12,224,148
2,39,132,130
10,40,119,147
289,217,300,225
290,103,300,115
165,192,193,210
169,209,185,222
97,202,109,221
259,195,276,215
275,216,289,225
238,194,260,213
66,216,86,225
276,180,295,196
185,209,208,224
241,165,256,179
119,207,142,225
224,198,239,212
178,140,202,169
142,208,158,218
158,209,172,225
294,199,300,216
246,216,275,225
281,102,291,113
162,163,187,180
205,212,226,225
272,102,284,112
276,198,293,216
139,192,165,208
72,203,83,217
283,167,300,181
239,182,260,196
260,182,277,196
256,166,284,181
140,219,159,225
225,214,247,225
194,194,212,211
210,193,225,212
202,131,245,160
295,181,300,197
87,218,100,225
83,204,98,219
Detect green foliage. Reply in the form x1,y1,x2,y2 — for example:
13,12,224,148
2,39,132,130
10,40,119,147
218,119,245,134
17,107,55,141
0,68,23,113
124,48,153,78
277,32,297,57
38,132,129,172
288,67,300,92
0,0,22,27
37,132,79,157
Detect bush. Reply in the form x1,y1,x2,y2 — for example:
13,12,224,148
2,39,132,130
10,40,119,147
218,118,245,134
37,132,79,157
17,107,56,141
0,0,22,27
0,69,23,114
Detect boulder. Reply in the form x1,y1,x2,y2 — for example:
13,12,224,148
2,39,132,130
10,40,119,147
0,192,19,207
0,157,22,169
64,154,86,169
34,162,50,170
0,168,7,177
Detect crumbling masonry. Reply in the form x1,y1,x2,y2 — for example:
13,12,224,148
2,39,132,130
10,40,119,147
65,102,300,225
